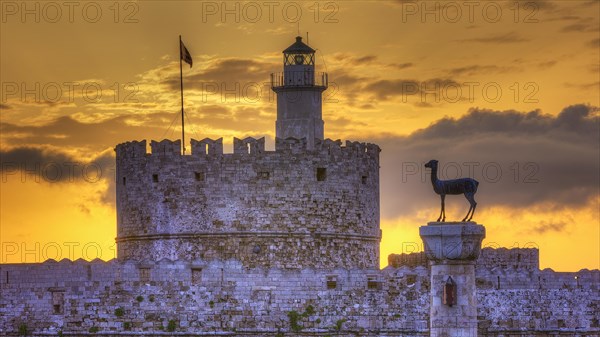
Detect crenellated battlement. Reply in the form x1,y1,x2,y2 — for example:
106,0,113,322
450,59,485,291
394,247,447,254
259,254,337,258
315,138,342,154
275,137,308,153
115,140,147,159
233,137,265,154
478,247,539,270
114,137,380,159
191,137,224,155
150,139,181,156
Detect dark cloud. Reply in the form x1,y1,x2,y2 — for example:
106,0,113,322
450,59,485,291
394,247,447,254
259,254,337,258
548,15,580,22
0,115,168,150
0,104,274,151
587,38,600,48
537,60,557,69
375,104,600,220
530,220,568,234
325,69,374,106
331,54,412,71
414,101,434,108
560,23,596,32
564,81,600,91
359,103,376,110
0,147,116,205
193,59,275,83
163,58,277,92
389,62,414,70
355,55,378,63
332,54,378,66
507,0,557,12
458,32,528,44
363,78,460,100
580,0,600,7
524,0,557,11
364,79,417,100
448,65,516,76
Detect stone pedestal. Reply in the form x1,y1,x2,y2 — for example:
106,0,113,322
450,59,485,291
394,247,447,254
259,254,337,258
420,222,485,337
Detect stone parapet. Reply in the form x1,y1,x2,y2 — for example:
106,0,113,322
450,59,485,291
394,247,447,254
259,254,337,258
420,222,486,262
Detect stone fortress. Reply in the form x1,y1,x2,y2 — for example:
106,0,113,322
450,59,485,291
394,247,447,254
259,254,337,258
1,36,598,336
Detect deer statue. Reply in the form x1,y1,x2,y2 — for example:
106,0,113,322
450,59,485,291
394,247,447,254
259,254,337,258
424,159,479,222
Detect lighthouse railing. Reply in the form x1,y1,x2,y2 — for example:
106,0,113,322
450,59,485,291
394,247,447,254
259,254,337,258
271,72,328,89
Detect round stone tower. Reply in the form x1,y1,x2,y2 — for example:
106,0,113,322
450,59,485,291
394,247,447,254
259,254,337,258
114,37,380,270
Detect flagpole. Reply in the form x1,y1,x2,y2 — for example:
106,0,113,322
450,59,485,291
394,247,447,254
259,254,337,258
179,35,186,154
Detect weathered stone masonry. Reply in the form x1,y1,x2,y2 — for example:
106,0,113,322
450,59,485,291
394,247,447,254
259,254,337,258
1,260,430,336
1,249,598,336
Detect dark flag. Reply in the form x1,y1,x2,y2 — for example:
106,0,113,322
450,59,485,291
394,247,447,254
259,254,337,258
180,40,193,68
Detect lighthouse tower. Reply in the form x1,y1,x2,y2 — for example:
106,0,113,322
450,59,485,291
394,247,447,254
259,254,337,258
271,36,328,149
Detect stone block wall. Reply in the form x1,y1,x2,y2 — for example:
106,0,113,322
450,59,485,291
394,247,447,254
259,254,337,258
0,256,598,336
0,260,430,336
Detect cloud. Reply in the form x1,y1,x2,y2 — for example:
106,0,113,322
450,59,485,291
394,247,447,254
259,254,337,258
332,53,378,66
537,60,557,69
530,220,568,234
564,81,600,91
448,65,516,76
355,55,378,63
560,23,597,32
162,57,278,92
0,104,276,152
330,53,414,72
0,115,162,150
0,147,116,205
389,62,414,70
587,38,600,48
516,0,557,11
458,32,528,44
363,78,460,100
376,104,600,220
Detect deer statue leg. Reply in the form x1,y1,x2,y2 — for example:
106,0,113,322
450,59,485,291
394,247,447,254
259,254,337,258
463,192,476,221
467,193,477,221
441,194,446,222
462,193,471,221
437,194,446,222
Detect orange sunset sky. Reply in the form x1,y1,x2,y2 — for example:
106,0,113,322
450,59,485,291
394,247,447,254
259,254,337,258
1,0,599,271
